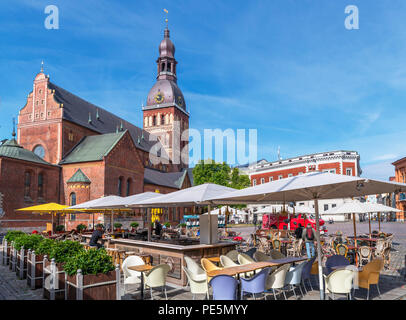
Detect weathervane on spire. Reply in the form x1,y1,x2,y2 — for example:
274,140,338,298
163,8,169,28
12,117,16,138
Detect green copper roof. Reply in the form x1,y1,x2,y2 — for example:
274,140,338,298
67,168,91,183
0,139,51,165
60,131,127,164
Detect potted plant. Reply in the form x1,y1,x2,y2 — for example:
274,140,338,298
3,230,25,266
27,237,54,289
55,225,65,233
64,248,119,300
76,224,87,233
179,223,187,235
113,223,122,232
164,222,171,229
130,222,139,232
13,234,43,279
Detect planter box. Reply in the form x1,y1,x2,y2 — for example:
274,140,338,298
66,266,121,300
9,243,17,272
27,250,44,289
1,238,10,266
42,257,66,300
16,247,28,279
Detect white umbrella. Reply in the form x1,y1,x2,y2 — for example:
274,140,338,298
208,171,406,300
294,205,315,214
67,195,123,210
137,183,237,244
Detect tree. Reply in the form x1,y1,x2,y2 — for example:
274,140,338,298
192,159,250,190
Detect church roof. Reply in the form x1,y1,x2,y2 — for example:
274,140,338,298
67,169,91,183
0,139,52,166
48,82,169,159
144,168,190,190
60,131,127,164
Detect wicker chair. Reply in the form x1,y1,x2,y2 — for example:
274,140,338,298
272,239,281,252
336,244,349,258
357,246,372,267
357,258,384,300
258,237,270,254
286,239,303,257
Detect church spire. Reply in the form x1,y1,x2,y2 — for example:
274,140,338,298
12,117,16,139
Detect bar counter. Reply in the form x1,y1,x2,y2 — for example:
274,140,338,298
82,235,236,286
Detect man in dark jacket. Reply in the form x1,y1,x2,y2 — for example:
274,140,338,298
89,224,104,249
294,224,303,239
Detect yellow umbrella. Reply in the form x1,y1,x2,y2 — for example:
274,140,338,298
16,203,74,234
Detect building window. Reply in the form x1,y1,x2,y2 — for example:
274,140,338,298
269,177,273,182
332,204,337,208
288,173,293,177
153,115,157,126
126,178,131,196
260,178,265,184
24,172,31,198
346,168,352,176
253,179,257,186
298,172,304,175
278,175,283,180
70,192,76,220
118,177,123,196
324,204,329,211
161,114,165,125
38,173,44,198
33,145,45,159
68,130,74,142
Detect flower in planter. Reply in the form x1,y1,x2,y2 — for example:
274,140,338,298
113,223,122,231
55,225,65,233
76,224,87,233
63,248,115,276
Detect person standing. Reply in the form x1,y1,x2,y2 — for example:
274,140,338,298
302,224,318,258
294,223,303,240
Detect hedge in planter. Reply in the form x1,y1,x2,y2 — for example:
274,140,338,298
2,230,24,265
27,238,55,289
64,249,120,300
13,234,43,279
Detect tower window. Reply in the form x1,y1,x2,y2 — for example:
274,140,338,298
161,63,165,72
70,193,76,221
167,62,171,72
118,177,123,196
126,178,131,196
161,115,165,125
153,115,157,126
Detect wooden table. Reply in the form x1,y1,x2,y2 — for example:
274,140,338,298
128,265,153,299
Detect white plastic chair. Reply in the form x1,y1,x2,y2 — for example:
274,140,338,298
143,264,171,300
184,256,207,284
225,250,239,263
122,255,145,293
266,264,291,300
183,266,209,300
324,269,355,300
220,255,239,268
284,262,306,299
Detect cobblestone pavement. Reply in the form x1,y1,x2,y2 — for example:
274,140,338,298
1,221,405,300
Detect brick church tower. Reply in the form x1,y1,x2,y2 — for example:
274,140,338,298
143,27,189,169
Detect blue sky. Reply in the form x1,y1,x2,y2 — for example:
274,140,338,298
0,0,405,179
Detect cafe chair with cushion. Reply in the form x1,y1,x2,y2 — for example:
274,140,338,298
323,269,355,300
143,264,171,300
301,256,316,293
269,249,286,260
201,258,222,283
220,255,239,268
209,275,239,300
286,239,303,257
238,253,255,265
325,255,350,275
272,239,281,252
225,250,239,263
357,246,372,267
254,251,272,262
122,255,145,293
357,258,384,300
184,256,207,285
265,263,291,300
183,266,209,300
284,262,306,299
243,247,257,259
335,244,349,258
240,267,271,300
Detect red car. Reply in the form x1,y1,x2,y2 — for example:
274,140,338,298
262,213,327,234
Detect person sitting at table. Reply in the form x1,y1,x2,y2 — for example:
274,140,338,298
295,224,303,239
89,224,104,249
155,220,162,237
302,224,318,258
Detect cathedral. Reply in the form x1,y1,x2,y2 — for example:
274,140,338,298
0,26,192,231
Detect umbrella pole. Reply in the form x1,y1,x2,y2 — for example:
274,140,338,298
51,213,54,235
314,198,324,300
208,204,212,245
368,212,371,238
111,210,114,233
353,212,358,266
147,208,151,242
378,212,381,232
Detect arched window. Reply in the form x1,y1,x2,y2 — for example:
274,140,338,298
24,172,31,198
33,145,45,159
167,62,171,72
152,115,156,126
38,173,44,198
161,114,165,125
70,192,76,206
118,177,123,196
126,178,131,196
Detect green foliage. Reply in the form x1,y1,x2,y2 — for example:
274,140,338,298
76,224,87,232
49,240,85,263
130,222,139,228
55,225,65,232
179,223,187,228
113,223,122,229
164,222,171,228
63,248,115,276
192,160,251,189
4,230,25,242
13,234,43,251
33,238,56,256
95,223,104,229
